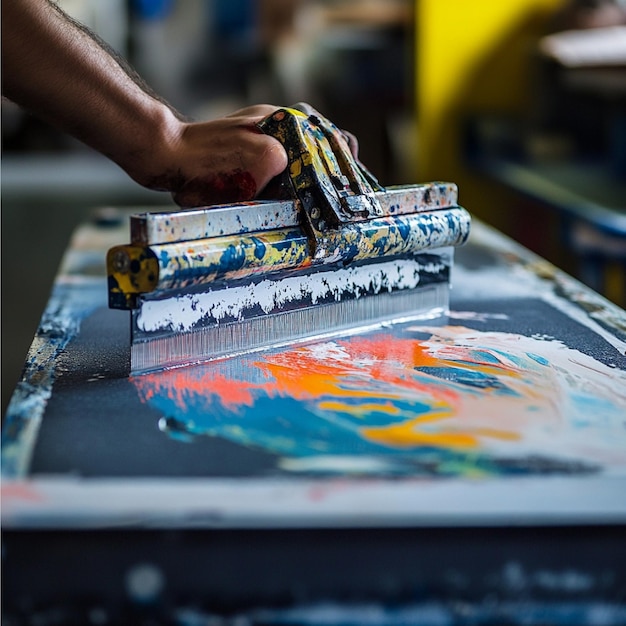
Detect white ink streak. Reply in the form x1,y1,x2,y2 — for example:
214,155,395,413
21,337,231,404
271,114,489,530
137,259,442,333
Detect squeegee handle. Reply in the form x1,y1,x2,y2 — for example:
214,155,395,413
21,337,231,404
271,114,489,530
257,107,386,257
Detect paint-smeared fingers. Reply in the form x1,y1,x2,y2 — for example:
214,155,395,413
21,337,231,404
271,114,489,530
292,102,359,158
342,130,359,159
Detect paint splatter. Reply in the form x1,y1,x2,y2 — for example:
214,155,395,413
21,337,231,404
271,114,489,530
2,280,104,478
132,325,626,477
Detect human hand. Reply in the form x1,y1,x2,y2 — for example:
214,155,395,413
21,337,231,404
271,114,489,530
144,104,289,208
138,103,360,209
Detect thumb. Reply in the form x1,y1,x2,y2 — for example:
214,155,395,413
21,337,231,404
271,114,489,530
253,134,288,196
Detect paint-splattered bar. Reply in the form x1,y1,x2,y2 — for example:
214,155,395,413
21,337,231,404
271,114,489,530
109,206,470,305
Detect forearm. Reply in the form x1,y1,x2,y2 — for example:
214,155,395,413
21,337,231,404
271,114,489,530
2,0,289,206
1,0,181,186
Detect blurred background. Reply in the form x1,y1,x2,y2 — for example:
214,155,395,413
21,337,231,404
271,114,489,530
2,0,625,414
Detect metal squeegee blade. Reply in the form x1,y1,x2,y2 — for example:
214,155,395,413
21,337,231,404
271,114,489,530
130,250,452,374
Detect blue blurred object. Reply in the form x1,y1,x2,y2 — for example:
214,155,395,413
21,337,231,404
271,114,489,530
214,0,255,36
131,0,174,21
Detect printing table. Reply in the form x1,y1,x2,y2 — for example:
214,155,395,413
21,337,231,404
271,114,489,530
2,210,626,624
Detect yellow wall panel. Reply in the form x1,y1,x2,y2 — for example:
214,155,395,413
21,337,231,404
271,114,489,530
415,0,565,226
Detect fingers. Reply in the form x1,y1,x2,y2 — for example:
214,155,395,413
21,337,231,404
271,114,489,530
341,130,359,159
291,102,359,158
291,102,318,117
226,104,280,119
234,102,360,158
260,134,289,180
171,125,288,209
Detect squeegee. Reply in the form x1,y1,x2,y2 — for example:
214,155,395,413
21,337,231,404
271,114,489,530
107,107,471,374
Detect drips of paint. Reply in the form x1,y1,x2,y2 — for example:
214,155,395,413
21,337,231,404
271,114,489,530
132,325,626,476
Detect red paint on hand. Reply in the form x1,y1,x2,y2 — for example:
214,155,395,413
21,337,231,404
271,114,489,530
173,168,258,208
